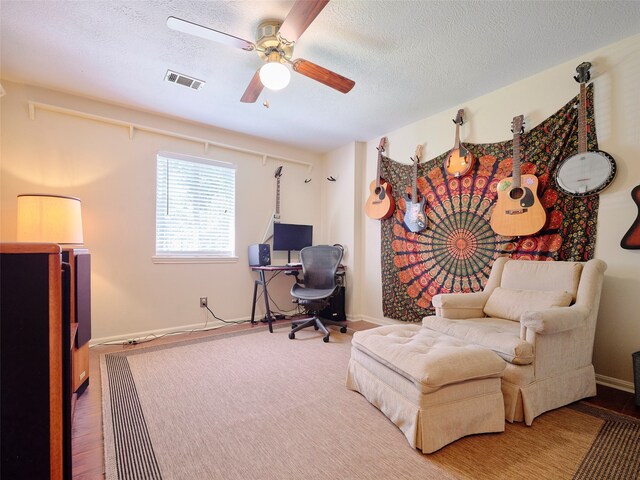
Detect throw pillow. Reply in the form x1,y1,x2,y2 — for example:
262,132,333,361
483,287,573,321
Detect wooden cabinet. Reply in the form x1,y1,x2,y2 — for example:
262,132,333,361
0,243,72,479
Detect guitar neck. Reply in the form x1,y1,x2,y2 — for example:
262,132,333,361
412,158,418,199
275,177,281,216
453,122,461,150
578,82,587,154
513,131,521,188
376,151,383,187
374,137,388,188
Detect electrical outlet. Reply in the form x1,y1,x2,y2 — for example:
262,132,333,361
200,297,208,308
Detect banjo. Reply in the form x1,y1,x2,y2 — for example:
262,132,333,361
555,62,616,197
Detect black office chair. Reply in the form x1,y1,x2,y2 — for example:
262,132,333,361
289,245,347,343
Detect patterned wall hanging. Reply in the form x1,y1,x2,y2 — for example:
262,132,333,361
381,86,599,322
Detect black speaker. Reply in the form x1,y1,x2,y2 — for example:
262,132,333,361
320,286,346,321
248,243,271,266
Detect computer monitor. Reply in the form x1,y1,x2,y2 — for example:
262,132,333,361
273,223,313,263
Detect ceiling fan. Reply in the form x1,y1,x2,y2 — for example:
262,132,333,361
167,0,355,103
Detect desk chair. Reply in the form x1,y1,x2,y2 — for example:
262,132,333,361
289,245,347,343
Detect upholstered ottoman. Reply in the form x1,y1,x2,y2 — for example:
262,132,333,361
346,324,506,453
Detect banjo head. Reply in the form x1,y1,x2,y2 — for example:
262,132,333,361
555,150,616,196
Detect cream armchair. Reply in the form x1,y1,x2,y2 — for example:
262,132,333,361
422,257,607,425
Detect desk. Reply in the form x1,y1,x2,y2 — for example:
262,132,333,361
250,265,301,333
250,264,345,333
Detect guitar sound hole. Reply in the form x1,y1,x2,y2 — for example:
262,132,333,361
509,187,524,200
374,186,382,195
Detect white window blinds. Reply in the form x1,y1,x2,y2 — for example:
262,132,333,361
156,153,236,257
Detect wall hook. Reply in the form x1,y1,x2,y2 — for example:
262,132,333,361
327,176,337,182
304,178,312,183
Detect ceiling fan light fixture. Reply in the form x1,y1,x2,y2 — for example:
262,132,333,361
259,59,291,91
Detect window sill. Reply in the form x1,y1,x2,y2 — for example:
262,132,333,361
152,255,239,264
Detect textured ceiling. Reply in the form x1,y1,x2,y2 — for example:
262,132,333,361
2,1,640,153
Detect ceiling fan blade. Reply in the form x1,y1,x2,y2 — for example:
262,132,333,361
278,0,329,43
292,59,355,94
240,70,264,103
167,16,255,51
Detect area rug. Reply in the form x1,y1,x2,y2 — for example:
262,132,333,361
102,327,640,480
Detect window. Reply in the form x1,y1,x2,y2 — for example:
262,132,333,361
155,152,236,261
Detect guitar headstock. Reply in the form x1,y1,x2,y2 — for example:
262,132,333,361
274,166,283,178
574,62,592,84
453,109,464,125
377,137,387,153
511,115,525,135
414,144,423,163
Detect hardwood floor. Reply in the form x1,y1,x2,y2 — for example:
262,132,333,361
71,320,639,479
585,383,640,419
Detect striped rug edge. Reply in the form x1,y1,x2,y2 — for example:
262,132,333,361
571,402,640,479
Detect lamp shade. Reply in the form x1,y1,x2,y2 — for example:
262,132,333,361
259,61,291,91
17,194,84,245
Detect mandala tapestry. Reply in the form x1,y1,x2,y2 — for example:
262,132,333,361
381,86,599,321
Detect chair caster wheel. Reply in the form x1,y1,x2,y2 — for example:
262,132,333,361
340,326,347,333
289,332,295,340
323,335,329,343
314,325,319,330
291,324,296,329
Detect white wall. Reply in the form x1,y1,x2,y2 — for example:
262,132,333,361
319,141,367,316
326,33,640,387
0,81,323,342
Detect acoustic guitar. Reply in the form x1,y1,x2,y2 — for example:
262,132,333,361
403,145,427,232
555,62,616,196
621,185,640,250
490,115,547,237
445,109,476,177
365,137,395,220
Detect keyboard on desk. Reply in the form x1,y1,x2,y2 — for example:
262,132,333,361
286,262,302,267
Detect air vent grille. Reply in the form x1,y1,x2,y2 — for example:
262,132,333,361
165,70,204,90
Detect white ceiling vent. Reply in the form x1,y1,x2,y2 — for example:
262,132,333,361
165,70,204,90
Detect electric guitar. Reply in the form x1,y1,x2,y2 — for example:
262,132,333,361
445,109,476,177
261,166,283,242
490,115,547,237
403,145,427,232
365,137,395,220
555,62,616,196
621,185,640,250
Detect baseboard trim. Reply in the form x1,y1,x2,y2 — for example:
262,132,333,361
358,315,400,325
90,317,250,346
93,315,362,347
596,374,635,393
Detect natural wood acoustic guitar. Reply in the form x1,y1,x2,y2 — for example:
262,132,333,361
490,115,547,237
403,145,428,232
445,109,476,177
365,137,395,220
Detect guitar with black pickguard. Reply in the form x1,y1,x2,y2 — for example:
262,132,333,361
490,115,547,237
403,144,428,232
